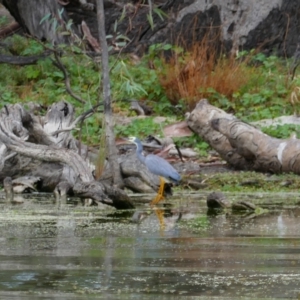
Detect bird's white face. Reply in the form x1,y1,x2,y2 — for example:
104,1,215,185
128,136,137,143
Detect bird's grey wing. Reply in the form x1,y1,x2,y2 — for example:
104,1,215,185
145,154,181,182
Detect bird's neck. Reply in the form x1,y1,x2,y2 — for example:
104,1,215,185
135,142,146,164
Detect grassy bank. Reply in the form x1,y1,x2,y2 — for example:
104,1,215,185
1,35,300,148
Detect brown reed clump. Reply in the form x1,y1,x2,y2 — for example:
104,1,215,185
159,39,255,110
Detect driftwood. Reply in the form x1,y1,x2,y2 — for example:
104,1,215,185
187,99,300,174
0,101,134,209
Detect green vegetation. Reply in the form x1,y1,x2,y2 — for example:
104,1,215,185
1,35,300,149
261,124,300,139
0,15,9,27
179,215,210,235
198,171,300,193
115,117,165,138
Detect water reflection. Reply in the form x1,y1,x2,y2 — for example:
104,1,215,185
0,195,299,299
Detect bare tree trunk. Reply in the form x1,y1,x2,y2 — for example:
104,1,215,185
96,0,123,188
1,0,71,43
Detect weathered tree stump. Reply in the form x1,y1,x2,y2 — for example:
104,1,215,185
0,101,134,209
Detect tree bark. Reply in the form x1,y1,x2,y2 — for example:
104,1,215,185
96,0,123,187
2,0,72,43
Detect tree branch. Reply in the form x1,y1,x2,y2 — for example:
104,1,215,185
51,50,86,104
0,51,52,65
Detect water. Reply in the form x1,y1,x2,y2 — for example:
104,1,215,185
0,192,300,299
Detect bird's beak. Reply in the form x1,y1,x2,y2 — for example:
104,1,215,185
120,137,131,144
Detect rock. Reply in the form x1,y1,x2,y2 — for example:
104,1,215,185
207,191,231,209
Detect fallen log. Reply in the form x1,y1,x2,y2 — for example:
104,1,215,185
186,99,253,170
0,51,52,65
187,99,300,174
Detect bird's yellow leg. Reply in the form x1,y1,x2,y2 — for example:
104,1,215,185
154,208,165,230
150,177,165,206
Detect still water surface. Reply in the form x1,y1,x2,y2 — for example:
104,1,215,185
0,192,299,299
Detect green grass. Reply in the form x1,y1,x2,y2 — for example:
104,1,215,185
1,35,300,150
198,171,300,193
